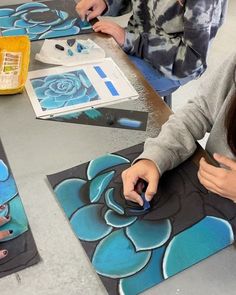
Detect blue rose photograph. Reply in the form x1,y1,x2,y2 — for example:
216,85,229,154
31,70,99,111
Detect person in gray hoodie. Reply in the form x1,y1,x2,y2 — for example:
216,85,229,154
76,0,228,94
121,52,236,205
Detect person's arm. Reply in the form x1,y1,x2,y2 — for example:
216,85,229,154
137,53,236,175
123,0,219,79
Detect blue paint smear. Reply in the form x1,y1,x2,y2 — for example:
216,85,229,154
117,118,142,128
94,66,107,78
84,109,102,120
105,81,119,96
163,216,234,278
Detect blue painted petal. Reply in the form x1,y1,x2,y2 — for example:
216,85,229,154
86,86,99,100
64,96,90,106
12,10,27,17
2,27,27,36
0,195,28,242
126,219,171,251
28,24,51,34
87,154,130,180
163,216,234,279
53,18,76,31
0,160,9,181
76,18,92,30
70,204,112,241
15,2,47,12
14,19,35,28
105,188,124,215
39,26,80,39
28,34,39,41
58,10,69,21
0,175,18,206
0,16,18,29
79,73,92,88
31,79,44,88
40,97,65,110
55,94,74,101
21,9,50,24
44,75,61,83
0,204,9,217
89,171,114,203
34,85,49,99
105,209,137,228
120,246,166,295
0,9,14,17
54,178,87,219
92,229,151,278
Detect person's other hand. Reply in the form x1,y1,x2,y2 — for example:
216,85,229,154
121,159,160,206
76,0,107,21
93,20,125,47
198,153,236,202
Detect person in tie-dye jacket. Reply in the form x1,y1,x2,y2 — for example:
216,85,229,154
76,0,228,96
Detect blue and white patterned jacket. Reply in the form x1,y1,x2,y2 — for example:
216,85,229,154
106,0,228,80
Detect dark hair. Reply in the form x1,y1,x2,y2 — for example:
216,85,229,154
225,69,236,156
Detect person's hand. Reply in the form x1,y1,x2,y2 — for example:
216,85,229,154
76,0,107,21
93,20,125,47
198,153,236,202
121,159,160,206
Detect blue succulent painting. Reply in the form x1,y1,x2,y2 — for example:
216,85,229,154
47,143,236,295
31,70,99,111
0,0,92,40
0,140,39,277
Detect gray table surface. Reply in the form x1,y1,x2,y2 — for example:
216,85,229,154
0,1,236,295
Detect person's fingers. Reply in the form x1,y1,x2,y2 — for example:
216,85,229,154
0,230,13,240
214,153,236,169
0,215,11,227
125,191,144,206
75,2,88,21
197,170,224,195
199,157,222,177
0,249,8,259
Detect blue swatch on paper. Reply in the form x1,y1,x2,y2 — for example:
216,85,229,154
94,66,107,78
105,81,119,96
117,118,142,129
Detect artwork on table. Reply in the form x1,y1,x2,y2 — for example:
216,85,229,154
47,143,236,295
0,0,93,41
0,139,40,278
46,107,148,131
25,58,139,118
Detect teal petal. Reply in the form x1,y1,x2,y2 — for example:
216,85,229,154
0,195,28,242
79,73,92,88
89,171,115,203
92,229,151,278
126,219,171,251
40,97,65,110
31,79,44,88
104,209,137,228
105,188,124,215
53,18,76,31
0,9,14,17
0,204,9,217
14,19,36,28
64,96,90,106
15,2,47,12
54,178,87,218
163,216,234,279
0,16,18,29
0,160,9,181
86,86,99,100
87,154,130,180
39,26,80,39
83,109,102,120
58,10,69,21
70,204,112,241
0,175,18,206
120,246,166,295
2,27,27,36
27,24,51,34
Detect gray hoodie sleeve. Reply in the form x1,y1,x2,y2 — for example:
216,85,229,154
136,53,236,175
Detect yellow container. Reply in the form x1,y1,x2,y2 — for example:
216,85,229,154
0,35,30,95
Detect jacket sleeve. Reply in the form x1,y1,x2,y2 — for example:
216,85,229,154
135,53,236,174
123,0,218,79
105,0,132,16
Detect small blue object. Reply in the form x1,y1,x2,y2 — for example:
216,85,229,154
94,66,107,78
76,43,82,52
105,81,119,96
67,48,74,56
141,192,151,210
